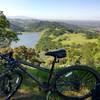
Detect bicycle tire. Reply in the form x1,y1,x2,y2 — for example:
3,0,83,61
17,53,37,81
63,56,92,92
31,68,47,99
0,71,22,100
55,65,100,100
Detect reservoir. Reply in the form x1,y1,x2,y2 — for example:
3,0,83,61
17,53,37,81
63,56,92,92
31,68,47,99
11,32,40,48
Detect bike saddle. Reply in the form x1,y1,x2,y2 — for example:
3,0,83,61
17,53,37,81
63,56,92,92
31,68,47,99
45,49,66,58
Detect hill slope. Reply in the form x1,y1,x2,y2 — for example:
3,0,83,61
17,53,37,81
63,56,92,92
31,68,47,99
8,18,82,33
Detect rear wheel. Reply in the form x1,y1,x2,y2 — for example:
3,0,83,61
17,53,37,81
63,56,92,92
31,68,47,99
56,65,100,100
0,71,22,100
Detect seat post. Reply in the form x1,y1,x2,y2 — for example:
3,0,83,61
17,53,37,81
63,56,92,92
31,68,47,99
47,57,56,85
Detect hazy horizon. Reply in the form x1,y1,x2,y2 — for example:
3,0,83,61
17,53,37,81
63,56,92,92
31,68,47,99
1,0,100,20
7,15,100,22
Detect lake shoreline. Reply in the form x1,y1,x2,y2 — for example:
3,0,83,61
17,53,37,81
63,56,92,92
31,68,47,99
11,32,40,48
21,31,39,33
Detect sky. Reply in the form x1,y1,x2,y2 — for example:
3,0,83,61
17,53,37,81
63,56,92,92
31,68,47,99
0,0,100,20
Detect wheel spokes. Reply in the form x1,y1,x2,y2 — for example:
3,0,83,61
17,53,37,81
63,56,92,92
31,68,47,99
56,69,97,97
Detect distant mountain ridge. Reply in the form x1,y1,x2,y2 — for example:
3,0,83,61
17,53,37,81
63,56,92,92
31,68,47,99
61,20,100,32
8,18,81,32
7,16,34,19
9,18,40,32
8,16,100,32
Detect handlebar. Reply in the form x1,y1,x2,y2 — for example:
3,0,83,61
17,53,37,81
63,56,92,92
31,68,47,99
0,51,20,69
0,51,14,62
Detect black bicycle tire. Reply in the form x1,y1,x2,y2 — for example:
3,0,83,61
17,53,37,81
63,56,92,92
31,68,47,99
0,71,23,100
55,65,100,100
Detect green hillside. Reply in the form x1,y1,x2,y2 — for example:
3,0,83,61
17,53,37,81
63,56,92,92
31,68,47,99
9,18,83,33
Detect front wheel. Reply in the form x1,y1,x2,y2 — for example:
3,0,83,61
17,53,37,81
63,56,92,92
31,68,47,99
56,65,100,100
0,71,22,100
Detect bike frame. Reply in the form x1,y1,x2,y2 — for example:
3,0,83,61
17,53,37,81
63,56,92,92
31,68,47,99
0,53,58,91
17,57,57,90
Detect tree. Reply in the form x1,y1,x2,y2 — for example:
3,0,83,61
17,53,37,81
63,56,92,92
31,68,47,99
0,11,18,48
85,31,99,39
35,36,62,52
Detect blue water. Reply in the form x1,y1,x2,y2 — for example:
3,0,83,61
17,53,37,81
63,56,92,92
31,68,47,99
11,32,40,48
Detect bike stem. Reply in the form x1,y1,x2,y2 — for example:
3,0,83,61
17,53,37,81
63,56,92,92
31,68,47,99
47,57,56,85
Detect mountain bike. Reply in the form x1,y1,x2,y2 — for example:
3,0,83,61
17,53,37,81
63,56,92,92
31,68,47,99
0,49,100,100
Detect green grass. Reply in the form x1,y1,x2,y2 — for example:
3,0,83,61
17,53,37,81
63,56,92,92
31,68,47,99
12,68,48,99
53,33,97,46
18,67,49,93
